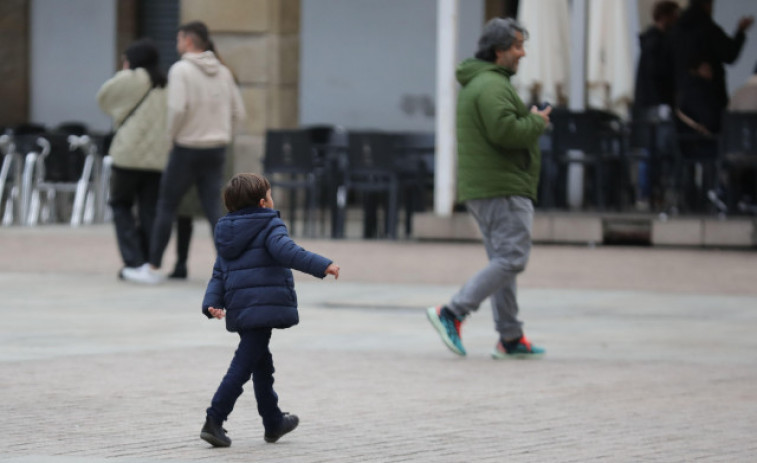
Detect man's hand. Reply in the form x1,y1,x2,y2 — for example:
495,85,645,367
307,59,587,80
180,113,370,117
208,307,225,319
325,263,340,280
738,16,754,32
530,105,552,125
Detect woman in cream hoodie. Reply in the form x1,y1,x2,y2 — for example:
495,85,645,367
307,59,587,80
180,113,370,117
97,39,171,278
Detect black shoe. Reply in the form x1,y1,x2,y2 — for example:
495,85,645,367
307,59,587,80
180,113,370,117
264,413,299,443
169,263,187,279
200,416,231,447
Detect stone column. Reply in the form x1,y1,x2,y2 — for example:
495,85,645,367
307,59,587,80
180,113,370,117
0,0,30,127
180,0,300,175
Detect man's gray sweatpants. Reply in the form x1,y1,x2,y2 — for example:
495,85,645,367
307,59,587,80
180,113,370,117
448,196,533,341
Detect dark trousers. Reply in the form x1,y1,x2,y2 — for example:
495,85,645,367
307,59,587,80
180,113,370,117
207,329,284,432
148,144,225,268
173,216,193,268
109,166,162,268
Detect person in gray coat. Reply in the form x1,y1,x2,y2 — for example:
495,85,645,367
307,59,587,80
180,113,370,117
97,39,170,278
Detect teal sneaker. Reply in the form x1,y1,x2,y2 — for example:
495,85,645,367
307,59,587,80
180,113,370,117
426,306,466,356
491,335,545,359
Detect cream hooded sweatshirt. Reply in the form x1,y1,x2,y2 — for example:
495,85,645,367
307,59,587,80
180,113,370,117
167,51,246,148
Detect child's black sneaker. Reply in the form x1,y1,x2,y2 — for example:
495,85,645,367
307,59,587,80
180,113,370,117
200,416,231,447
264,413,299,443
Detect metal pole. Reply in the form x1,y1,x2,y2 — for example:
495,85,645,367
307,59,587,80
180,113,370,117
434,0,459,217
567,0,588,209
627,0,641,68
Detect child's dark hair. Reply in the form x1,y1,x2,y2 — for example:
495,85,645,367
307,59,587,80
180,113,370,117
224,173,271,212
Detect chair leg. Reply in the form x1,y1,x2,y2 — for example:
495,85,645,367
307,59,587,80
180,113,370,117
334,185,347,239
306,182,317,238
387,182,398,240
288,186,297,236
595,163,605,211
71,154,94,226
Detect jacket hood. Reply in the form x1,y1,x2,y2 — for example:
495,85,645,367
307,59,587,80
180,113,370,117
214,207,278,260
182,51,221,76
456,58,512,86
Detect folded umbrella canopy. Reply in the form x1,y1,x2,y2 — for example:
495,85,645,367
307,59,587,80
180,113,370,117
513,0,572,107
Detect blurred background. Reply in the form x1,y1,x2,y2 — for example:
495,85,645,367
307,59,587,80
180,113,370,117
1,0,756,245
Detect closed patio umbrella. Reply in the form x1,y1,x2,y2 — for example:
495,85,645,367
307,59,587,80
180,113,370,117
586,0,635,117
513,0,571,107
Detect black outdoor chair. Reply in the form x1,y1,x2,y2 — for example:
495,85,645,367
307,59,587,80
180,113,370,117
536,131,556,209
718,112,757,215
549,109,627,211
335,131,399,239
672,119,720,214
56,121,89,136
13,123,46,136
304,125,348,237
393,131,435,236
263,129,322,237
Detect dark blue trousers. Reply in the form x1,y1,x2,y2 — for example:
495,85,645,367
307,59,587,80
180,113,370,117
149,144,225,268
206,329,283,432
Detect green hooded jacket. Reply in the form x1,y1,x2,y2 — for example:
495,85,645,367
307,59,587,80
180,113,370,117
456,58,546,203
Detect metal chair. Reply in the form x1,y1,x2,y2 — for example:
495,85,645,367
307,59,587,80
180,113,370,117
335,131,399,239
393,131,435,236
672,119,720,214
0,132,25,225
21,132,99,226
718,112,757,215
549,109,627,211
305,125,348,237
263,129,322,237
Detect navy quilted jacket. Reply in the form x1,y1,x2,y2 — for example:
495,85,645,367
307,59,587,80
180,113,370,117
202,206,332,331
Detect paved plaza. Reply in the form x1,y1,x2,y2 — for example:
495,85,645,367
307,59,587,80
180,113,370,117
1,224,756,462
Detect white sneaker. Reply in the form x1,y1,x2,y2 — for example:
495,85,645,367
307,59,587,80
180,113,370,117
121,263,164,285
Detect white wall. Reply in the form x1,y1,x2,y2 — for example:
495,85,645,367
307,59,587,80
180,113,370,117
30,0,116,132
712,0,757,96
299,0,484,131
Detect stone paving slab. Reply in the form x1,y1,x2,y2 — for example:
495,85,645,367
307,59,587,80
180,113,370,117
2,271,757,462
2,225,757,461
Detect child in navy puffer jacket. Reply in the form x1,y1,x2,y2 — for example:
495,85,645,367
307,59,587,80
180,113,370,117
199,173,339,448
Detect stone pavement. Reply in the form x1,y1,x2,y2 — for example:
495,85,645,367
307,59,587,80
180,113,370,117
1,224,757,462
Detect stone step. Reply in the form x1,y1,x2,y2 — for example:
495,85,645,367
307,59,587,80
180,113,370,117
412,212,757,248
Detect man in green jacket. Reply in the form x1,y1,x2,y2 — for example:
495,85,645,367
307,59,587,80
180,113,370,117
427,18,551,359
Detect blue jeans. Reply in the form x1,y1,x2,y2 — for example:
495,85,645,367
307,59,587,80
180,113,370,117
207,329,284,432
149,144,225,268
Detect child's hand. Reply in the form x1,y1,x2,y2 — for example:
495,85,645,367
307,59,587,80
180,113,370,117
208,307,226,319
325,263,340,280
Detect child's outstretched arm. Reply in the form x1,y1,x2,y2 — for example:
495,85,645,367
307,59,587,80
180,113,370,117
265,222,336,279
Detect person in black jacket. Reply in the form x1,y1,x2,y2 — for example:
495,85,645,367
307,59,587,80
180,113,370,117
670,0,753,132
669,0,753,212
199,173,340,448
632,1,680,209
635,1,680,110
